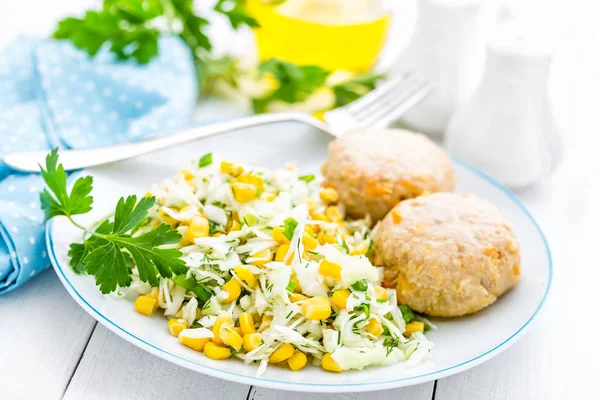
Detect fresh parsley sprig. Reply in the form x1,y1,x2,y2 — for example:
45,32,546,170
251,58,385,114
40,149,187,294
53,0,257,87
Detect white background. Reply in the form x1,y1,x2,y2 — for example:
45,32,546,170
0,0,598,399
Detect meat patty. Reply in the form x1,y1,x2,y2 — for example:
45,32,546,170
372,192,521,317
322,128,455,221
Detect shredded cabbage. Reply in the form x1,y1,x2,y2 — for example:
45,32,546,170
126,154,434,374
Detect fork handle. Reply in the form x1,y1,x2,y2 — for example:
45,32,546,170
3,112,326,172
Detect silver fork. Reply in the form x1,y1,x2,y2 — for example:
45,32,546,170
3,73,433,172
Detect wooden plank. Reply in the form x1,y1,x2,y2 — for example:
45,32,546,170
63,325,250,400
0,269,96,399
249,382,434,400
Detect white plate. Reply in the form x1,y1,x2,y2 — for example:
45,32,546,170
46,122,552,393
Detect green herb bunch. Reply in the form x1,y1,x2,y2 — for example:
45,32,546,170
53,0,258,88
40,149,187,294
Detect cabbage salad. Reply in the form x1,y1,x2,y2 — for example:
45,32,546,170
128,153,433,375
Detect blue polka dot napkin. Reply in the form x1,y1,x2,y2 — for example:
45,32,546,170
0,36,197,294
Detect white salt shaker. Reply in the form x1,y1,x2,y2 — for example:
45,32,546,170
445,28,562,189
394,0,485,138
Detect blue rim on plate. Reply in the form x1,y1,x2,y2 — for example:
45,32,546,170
46,158,553,391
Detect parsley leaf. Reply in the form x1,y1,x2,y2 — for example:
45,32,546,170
286,279,297,292
354,303,370,319
399,304,416,324
213,0,259,29
85,205,187,293
39,149,93,221
252,58,330,113
298,174,315,183
40,150,187,294
173,275,214,302
54,1,164,63
198,152,213,168
282,217,298,241
53,0,256,67
67,220,112,274
351,279,368,291
332,72,384,107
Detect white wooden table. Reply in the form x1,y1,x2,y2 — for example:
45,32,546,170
1,1,598,399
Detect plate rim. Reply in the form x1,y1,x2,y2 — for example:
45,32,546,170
46,158,553,393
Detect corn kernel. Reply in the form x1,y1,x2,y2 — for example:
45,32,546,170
301,296,331,320
232,182,259,203
404,321,425,337
302,233,318,250
177,226,190,246
239,313,256,335
220,161,244,176
221,279,242,302
321,353,342,372
319,259,342,280
184,216,209,243
391,209,403,224
320,188,339,204
350,244,368,256
311,213,328,222
269,343,295,364
325,205,343,223
233,266,257,289
180,169,194,181
300,198,318,211
168,319,189,337
272,227,290,244
289,292,308,303
219,322,243,351
212,313,232,344
262,192,276,202
179,335,211,351
366,318,384,337
275,244,294,265
374,286,387,301
250,249,273,267
317,232,337,245
134,295,159,316
331,290,350,309
204,341,232,360
287,351,307,371
159,209,177,226
258,315,272,333
243,332,263,352
237,173,265,191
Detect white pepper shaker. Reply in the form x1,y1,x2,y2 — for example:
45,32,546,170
445,28,561,189
394,0,485,138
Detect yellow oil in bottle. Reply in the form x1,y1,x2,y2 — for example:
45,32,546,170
247,0,391,72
